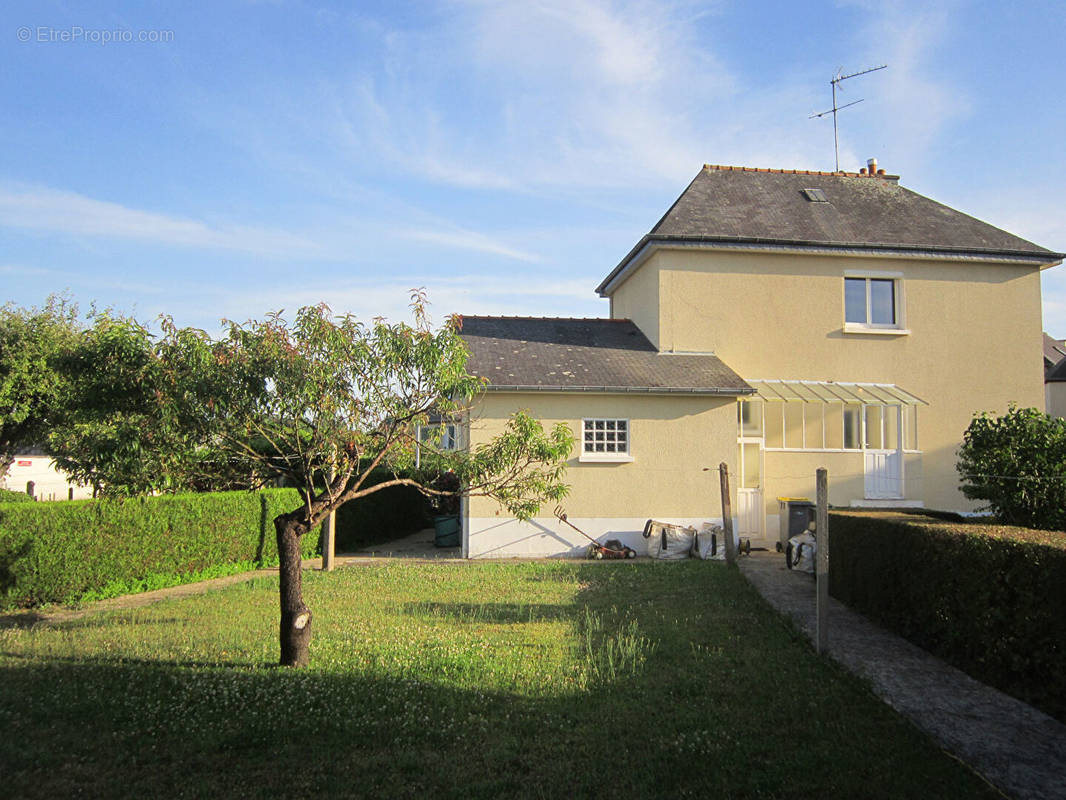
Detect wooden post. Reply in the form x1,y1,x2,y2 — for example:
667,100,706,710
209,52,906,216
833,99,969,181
719,462,737,566
815,467,829,654
321,511,336,571
322,457,337,571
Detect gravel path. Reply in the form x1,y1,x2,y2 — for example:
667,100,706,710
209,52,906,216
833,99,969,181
739,551,1066,800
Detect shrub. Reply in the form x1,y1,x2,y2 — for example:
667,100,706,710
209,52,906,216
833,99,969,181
957,406,1066,530
0,488,320,608
0,488,34,503
829,510,1066,723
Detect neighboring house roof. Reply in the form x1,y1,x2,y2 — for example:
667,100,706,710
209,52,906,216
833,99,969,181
458,316,752,395
1048,356,1066,383
1044,332,1066,376
598,164,1065,296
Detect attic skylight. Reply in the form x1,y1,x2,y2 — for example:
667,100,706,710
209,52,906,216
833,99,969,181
802,188,828,202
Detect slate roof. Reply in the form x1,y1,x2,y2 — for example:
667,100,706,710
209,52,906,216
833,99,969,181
598,165,1064,296
458,316,752,395
1044,332,1066,375
1048,351,1066,383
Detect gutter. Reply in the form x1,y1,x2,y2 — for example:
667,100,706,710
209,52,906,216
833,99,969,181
596,235,1065,297
481,384,755,396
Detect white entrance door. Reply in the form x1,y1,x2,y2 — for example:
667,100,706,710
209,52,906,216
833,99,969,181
737,439,764,540
863,405,903,499
864,450,902,499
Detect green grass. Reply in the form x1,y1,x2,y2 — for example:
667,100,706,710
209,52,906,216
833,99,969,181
0,561,995,799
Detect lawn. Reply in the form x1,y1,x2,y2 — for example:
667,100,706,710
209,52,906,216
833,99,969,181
0,560,994,799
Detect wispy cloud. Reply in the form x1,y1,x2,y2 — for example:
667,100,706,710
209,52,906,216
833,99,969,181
212,274,602,329
837,0,970,172
400,228,541,263
0,182,542,265
0,183,321,257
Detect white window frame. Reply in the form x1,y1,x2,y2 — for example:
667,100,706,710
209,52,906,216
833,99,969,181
579,418,634,463
753,399,921,454
843,270,909,335
415,422,459,468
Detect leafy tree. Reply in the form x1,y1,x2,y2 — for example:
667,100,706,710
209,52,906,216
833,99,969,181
957,405,1066,530
47,313,212,496
157,293,573,666
0,298,81,481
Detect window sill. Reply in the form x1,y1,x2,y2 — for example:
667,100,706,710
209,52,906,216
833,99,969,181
579,453,634,463
842,324,910,336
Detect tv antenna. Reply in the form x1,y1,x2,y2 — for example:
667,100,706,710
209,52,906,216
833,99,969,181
810,64,887,172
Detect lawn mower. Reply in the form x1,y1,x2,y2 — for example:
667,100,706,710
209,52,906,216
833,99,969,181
554,506,637,559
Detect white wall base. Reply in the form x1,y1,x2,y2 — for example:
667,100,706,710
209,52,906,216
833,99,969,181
465,516,725,559
849,499,925,508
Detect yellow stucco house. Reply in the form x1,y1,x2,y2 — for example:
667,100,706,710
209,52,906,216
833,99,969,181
457,163,1063,558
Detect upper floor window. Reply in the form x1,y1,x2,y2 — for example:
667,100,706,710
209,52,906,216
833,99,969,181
844,273,907,333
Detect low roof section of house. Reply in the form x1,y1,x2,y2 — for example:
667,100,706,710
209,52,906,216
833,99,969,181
597,164,1065,296
458,316,752,396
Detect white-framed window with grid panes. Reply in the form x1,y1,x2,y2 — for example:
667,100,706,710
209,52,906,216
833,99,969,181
579,418,633,462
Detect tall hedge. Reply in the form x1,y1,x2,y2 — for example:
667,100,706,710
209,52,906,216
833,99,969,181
0,489,320,608
829,511,1066,723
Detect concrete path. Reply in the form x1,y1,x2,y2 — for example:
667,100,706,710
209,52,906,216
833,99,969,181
341,527,461,560
738,551,1066,800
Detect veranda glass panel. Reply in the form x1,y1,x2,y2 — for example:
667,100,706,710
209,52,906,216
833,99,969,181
784,403,804,449
803,404,824,449
742,442,760,489
824,404,843,449
885,406,900,450
739,400,763,437
865,405,883,449
764,402,784,448
904,406,918,450
843,405,861,449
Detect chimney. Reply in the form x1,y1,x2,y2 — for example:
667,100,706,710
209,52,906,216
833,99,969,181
867,157,878,177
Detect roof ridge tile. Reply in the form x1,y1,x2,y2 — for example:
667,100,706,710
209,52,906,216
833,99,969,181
459,315,631,323
702,163,897,179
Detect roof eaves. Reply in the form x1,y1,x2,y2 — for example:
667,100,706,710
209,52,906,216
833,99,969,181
482,384,754,395
597,236,1065,297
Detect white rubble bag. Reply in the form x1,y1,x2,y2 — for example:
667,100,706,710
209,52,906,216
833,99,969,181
643,519,695,560
691,522,735,560
786,525,817,573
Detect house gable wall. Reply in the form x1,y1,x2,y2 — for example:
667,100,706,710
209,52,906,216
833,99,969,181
612,247,1045,511
608,251,661,348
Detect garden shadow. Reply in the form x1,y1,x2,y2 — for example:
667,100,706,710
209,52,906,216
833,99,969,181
0,561,999,800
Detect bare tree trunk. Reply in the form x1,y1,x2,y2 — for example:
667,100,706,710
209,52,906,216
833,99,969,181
276,514,312,667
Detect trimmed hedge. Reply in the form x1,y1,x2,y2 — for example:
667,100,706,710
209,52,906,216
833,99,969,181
334,470,430,551
0,488,35,504
0,489,320,609
829,511,1066,723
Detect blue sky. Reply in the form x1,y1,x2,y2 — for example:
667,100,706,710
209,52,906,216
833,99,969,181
4,0,1066,336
